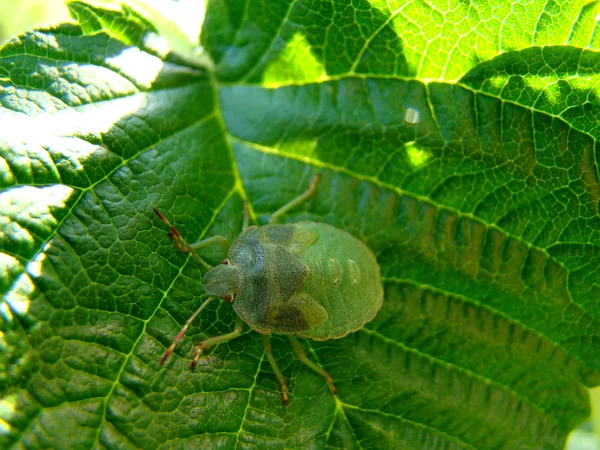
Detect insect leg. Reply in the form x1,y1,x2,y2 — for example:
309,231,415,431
190,314,244,369
189,235,229,255
160,296,215,366
153,207,213,269
262,334,289,406
242,200,249,230
288,335,337,395
269,173,321,224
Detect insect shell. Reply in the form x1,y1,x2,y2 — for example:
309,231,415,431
155,174,384,405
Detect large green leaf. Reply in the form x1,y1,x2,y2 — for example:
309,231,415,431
2,1,600,448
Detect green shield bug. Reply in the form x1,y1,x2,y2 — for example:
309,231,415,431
154,174,383,405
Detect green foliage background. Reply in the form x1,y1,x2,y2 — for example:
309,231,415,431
0,0,69,44
3,1,600,448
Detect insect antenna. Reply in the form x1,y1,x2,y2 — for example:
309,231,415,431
160,296,216,366
153,207,213,269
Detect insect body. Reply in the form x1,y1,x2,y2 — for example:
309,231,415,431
225,222,383,339
154,174,383,405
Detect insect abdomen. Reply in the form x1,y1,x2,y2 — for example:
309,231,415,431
294,222,383,340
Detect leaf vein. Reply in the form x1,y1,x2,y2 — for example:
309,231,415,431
89,187,236,448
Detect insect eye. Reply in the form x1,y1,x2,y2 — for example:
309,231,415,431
221,259,230,265
224,294,234,303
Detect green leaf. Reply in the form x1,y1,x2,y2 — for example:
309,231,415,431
2,1,600,448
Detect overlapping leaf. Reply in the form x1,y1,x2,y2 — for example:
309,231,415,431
2,1,600,449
